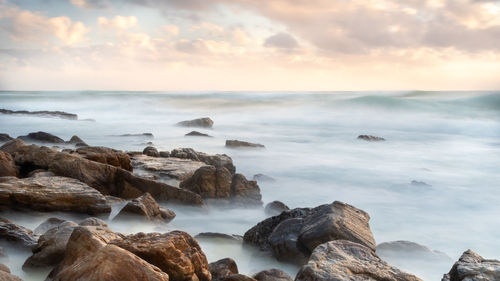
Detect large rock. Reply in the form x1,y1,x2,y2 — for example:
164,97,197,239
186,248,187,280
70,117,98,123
114,193,176,222
253,269,293,281
76,146,132,171
110,231,211,281
225,140,264,148
244,201,376,264
18,131,65,143
0,134,13,142
209,258,238,281
170,148,235,174
0,176,111,215
0,151,18,177
230,173,262,205
296,240,423,281
0,139,25,156
131,154,205,181
0,217,37,249
442,250,500,281
177,117,214,128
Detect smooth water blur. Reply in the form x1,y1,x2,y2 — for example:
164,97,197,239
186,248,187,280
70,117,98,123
1,91,500,281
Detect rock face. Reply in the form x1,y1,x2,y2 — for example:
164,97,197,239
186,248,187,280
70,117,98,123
114,193,176,222
0,109,78,120
18,131,65,143
170,148,236,174
185,131,212,137
177,117,214,128
357,135,385,142
143,146,160,157
253,269,293,281
225,140,264,148
442,250,500,281
244,201,376,264
296,240,422,281
180,167,262,205
110,231,211,281
209,258,239,281
0,134,13,142
0,217,37,249
264,201,289,216
0,151,18,177
0,176,111,215
76,146,133,171
131,155,206,181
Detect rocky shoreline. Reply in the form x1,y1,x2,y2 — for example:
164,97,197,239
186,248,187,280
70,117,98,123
0,130,498,281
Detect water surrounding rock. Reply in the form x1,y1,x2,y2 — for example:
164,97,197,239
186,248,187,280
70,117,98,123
357,135,386,142
185,131,212,137
0,151,18,177
177,117,214,128
264,201,289,216
76,146,133,171
18,131,65,143
253,269,293,281
0,217,37,249
170,148,236,174
0,109,78,120
441,250,500,281
143,146,160,157
114,192,176,222
226,140,265,148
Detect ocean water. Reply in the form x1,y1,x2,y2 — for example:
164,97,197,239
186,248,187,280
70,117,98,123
1,91,500,281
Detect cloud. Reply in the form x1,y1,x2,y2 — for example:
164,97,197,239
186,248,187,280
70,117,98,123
69,0,108,9
98,15,138,30
162,24,180,36
264,32,299,49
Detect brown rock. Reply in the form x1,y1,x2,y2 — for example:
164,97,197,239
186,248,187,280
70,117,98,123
225,140,264,148
0,139,25,156
114,193,176,222
221,274,257,281
33,217,68,235
177,117,214,128
209,258,238,281
68,135,88,147
180,166,232,198
230,174,262,205
131,155,205,181
110,231,211,281
0,217,37,249
76,146,132,171
253,269,293,281
0,151,18,177
170,148,235,174
0,263,23,281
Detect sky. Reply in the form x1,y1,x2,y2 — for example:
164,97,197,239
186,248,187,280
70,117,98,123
1,0,500,91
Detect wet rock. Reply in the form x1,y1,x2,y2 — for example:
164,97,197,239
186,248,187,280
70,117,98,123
177,117,214,128
170,148,235,174
225,140,265,148
132,155,205,181
110,231,211,281
357,135,385,142
76,146,133,171
33,217,67,235
18,131,65,143
195,232,243,243
296,240,422,281
264,201,289,216
253,269,293,281
0,139,26,156
0,176,111,215
0,134,13,142
143,146,160,157
0,217,37,249
114,193,176,222
186,131,212,137
253,174,276,182
68,135,88,147
209,258,238,281
377,240,451,262
0,151,18,177
244,201,376,264
0,109,78,120
442,250,500,281
0,263,23,281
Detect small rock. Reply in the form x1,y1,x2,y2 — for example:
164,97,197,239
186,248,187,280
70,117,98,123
119,133,154,137
442,250,500,281
264,201,290,216
410,180,432,187
68,135,88,147
114,193,176,222
253,269,293,281
186,131,212,137
357,135,385,142
226,140,265,148
33,217,67,235
253,174,276,182
221,274,257,281
18,131,65,143
0,134,13,142
177,117,214,128
0,217,37,249
143,146,160,157
195,232,243,242
170,148,235,174
210,258,238,281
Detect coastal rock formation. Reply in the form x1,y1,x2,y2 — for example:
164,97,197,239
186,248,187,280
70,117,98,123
244,201,376,264
0,176,111,215
209,258,239,281
0,109,78,120
68,135,88,147
0,134,13,142
0,217,37,249
253,269,293,281
114,193,176,222
357,135,386,142
0,263,23,281
185,131,212,137
110,231,211,281
177,117,214,128
264,201,289,216
18,131,65,143
295,240,423,281
131,154,205,181
76,146,133,171
0,151,18,177
442,250,500,281
170,148,236,174
226,140,265,148
143,146,160,157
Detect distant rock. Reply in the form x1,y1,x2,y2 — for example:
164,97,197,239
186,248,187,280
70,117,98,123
118,133,154,137
0,109,78,120
0,151,18,177
253,269,293,281
186,131,213,137
159,151,170,157
377,240,451,262
442,250,500,281
296,240,422,281
114,193,176,222
143,146,160,157
264,201,289,216
410,180,432,187
357,135,386,142
226,140,265,148
0,134,13,142
76,146,133,171
253,174,276,182
68,135,88,147
18,131,65,143
170,148,235,174
0,217,37,249
177,117,214,128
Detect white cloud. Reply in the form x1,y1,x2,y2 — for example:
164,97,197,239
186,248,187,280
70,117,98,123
98,16,138,30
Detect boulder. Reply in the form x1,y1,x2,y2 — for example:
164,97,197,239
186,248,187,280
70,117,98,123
264,201,289,216
253,174,276,182
76,146,132,171
114,193,176,222
296,240,422,281
68,135,88,147
225,140,264,148
0,134,13,142
244,201,376,264
0,263,23,281
131,155,205,181
18,131,65,143
0,151,18,177
110,231,211,281
0,217,37,249
170,148,235,174
0,176,111,215
0,139,25,156
185,131,212,137
209,258,238,281
253,269,293,281
442,250,500,281
0,109,77,120
357,135,385,142
143,146,160,157
177,117,214,128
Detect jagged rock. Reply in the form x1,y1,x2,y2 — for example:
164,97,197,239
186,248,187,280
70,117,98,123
264,201,289,216
110,231,211,281
76,146,133,171
0,176,111,215
0,151,18,177
170,148,235,174
0,217,37,249
442,250,500,281
143,146,160,157
296,240,422,281
0,263,23,281
114,193,176,222
177,117,214,128
0,134,13,142
209,258,238,281
68,135,88,147
253,269,293,281
253,174,276,182
185,131,212,137
0,139,25,156
244,201,375,264
226,140,264,148
357,135,385,142
0,109,77,120
18,131,65,143
195,232,243,243
131,155,205,181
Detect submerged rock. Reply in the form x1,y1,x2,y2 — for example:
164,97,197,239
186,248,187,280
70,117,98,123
177,117,214,128
253,269,293,281
296,240,423,281
0,151,18,177
0,109,78,120
442,250,500,281
0,217,37,249
357,135,385,142
143,146,160,157
76,146,133,171
410,180,432,187
186,131,212,137
226,140,265,148
170,148,235,174
264,201,289,216
0,134,13,142
114,192,176,222
18,131,65,143
33,217,67,235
